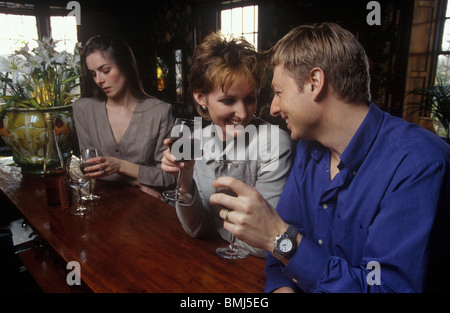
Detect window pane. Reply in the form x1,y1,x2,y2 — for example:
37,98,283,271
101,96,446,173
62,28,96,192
0,13,38,56
175,49,182,62
221,9,232,35
243,6,255,33
220,5,258,49
242,33,254,45
436,54,450,84
441,19,450,51
50,16,78,52
231,7,242,35
175,49,183,102
254,5,259,33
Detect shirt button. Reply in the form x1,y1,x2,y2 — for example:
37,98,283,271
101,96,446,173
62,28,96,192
322,204,328,210
318,239,323,245
352,171,357,176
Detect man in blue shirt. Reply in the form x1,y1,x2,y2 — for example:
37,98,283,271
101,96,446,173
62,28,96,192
210,22,450,292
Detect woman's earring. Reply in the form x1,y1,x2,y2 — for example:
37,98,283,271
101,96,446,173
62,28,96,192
201,105,207,111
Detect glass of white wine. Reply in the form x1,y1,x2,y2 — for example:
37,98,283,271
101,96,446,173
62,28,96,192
215,160,253,259
65,155,89,215
80,147,101,201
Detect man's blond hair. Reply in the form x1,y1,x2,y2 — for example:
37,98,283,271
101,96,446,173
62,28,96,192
271,22,371,105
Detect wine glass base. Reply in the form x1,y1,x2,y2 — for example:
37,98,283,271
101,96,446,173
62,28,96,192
81,194,101,201
216,245,249,259
70,205,89,216
162,190,193,204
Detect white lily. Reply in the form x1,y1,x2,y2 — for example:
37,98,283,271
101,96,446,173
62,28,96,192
1,37,80,110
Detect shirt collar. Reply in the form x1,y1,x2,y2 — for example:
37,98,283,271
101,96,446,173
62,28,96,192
202,123,227,164
339,102,384,171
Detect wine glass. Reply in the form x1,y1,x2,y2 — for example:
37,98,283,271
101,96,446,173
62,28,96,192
162,118,201,204
215,160,253,259
80,147,101,201
65,155,90,215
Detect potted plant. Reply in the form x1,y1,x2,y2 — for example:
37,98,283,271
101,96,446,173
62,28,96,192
0,37,80,174
407,76,450,143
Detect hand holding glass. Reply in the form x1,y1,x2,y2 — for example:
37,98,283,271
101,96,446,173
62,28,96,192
162,118,201,204
215,160,253,259
80,148,101,200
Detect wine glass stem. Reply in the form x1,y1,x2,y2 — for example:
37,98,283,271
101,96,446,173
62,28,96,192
229,234,237,250
89,179,92,196
175,169,183,202
88,179,93,196
77,185,83,208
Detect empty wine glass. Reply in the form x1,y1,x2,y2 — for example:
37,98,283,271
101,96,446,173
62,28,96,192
80,147,101,201
215,160,253,259
162,118,201,204
66,155,90,216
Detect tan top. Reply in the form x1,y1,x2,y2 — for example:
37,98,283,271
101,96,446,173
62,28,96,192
73,97,175,187
176,118,294,258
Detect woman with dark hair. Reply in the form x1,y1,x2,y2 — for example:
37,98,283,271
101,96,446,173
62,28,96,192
73,35,175,200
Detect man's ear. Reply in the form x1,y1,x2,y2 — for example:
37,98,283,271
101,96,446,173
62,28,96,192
309,68,325,101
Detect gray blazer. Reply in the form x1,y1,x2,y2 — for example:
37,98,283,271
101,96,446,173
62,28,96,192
72,97,175,187
175,118,293,258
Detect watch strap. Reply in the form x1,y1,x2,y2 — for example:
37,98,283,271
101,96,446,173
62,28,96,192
285,225,298,241
273,224,298,260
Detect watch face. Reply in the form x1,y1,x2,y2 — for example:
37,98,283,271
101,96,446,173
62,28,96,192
280,238,293,252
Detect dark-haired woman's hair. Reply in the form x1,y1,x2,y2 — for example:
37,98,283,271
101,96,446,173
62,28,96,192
80,35,150,101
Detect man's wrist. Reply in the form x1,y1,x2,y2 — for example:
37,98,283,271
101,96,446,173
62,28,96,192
272,225,301,263
266,222,289,251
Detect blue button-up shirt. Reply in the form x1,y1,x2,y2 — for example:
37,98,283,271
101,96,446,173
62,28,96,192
265,103,450,293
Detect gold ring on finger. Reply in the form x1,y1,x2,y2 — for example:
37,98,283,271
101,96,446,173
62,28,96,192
225,210,231,222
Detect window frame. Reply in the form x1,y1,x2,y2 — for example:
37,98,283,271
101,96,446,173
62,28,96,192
219,0,259,49
432,0,450,84
0,1,78,42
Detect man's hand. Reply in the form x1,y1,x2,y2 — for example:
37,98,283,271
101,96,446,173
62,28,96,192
210,176,288,252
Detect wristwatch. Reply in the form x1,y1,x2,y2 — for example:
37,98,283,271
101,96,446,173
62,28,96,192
273,225,298,260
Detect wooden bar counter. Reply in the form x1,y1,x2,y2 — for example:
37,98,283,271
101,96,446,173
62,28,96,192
0,161,266,293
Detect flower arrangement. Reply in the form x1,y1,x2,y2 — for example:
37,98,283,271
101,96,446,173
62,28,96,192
0,37,80,116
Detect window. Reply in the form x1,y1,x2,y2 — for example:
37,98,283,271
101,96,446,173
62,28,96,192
50,16,78,53
220,3,258,49
436,1,450,84
175,49,183,102
0,13,38,56
156,57,168,92
0,2,78,55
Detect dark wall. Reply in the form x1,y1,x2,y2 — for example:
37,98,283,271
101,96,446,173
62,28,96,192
256,0,414,117
52,0,414,118
76,0,195,116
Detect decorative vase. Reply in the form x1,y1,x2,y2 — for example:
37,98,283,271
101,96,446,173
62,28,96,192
0,105,76,174
418,116,437,134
